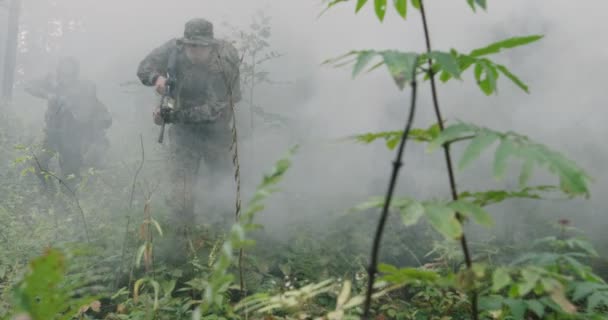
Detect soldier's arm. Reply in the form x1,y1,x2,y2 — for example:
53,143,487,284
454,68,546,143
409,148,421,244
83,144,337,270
136,39,178,86
24,74,55,99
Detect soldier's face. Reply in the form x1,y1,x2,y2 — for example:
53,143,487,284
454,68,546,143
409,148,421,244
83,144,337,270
184,44,213,65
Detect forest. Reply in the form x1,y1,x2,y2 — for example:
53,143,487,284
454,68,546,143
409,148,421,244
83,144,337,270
0,0,607,319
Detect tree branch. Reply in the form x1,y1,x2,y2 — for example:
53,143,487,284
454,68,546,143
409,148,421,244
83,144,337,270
419,1,478,318
362,55,419,320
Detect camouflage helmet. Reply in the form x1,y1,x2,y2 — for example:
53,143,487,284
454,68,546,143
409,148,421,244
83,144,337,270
178,18,217,46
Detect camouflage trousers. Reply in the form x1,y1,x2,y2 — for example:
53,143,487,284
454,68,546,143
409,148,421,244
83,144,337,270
165,121,233,233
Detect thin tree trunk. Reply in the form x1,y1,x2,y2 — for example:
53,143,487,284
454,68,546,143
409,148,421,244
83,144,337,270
2,0,21,102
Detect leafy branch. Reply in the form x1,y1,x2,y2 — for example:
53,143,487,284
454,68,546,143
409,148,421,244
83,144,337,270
355,196,494,240
198,146,298,314
323,35,543,95
428,122,592,197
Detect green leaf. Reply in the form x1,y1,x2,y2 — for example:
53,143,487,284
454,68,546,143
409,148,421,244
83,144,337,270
479,295,503,310
492,268,512,292
400,201,424,226
475,0,487,10
429,51,461,79
149,218,163,237
374,0,387,21
466,0,475,11
568,238,599,257
393,0,407,18
410,0,420,9
519,268,540,296
572,282,601,302
458,132,499,169
526,300,545,318
587,291,608,311
496,64,529,93
448,200,494,227
519,159,534,188
470,35,544,57
504,299,527,320
474,61,483,83
380,51,418,90
135,244,146,268
493,138,514,180
478,61,498,95
427,123,472,152
352,51,376,77
459,187,550,207
356,0,368,12
424,204,462,240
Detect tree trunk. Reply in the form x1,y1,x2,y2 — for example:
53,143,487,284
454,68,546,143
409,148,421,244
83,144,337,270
2,0,20,102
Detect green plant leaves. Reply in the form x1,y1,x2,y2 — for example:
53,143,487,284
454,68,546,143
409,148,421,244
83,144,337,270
458,132,499,169
448,200,493,227
354,197,493,239
324,50,418,90
492,268,512,292
325,0,415,20
352,50,375,77
470,35,544,57
475,59,499,95
12,249,99,320
425,204,463,239
350,123,440,150
466,0,487,12
429,122,591,197
400,201,424,226
195,146,298,313
493,138,514,180
496,64,529,93
393,0,407,18
430,35,542,94
374,0,387,21
459,186,557,206
429,51,461,79
380,51,419,89
326,34,539,94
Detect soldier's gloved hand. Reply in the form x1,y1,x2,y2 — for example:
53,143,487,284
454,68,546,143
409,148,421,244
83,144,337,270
155,76,167,95
153,107,178,125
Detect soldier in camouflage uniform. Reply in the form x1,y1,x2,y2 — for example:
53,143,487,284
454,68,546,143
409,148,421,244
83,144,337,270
25,57,112,196
136,18,241,247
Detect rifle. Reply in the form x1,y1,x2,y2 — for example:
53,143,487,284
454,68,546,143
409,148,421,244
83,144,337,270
158,47,178,144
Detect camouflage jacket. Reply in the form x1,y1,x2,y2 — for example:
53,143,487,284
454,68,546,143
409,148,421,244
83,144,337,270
136,38,242,123
24,75,112,137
